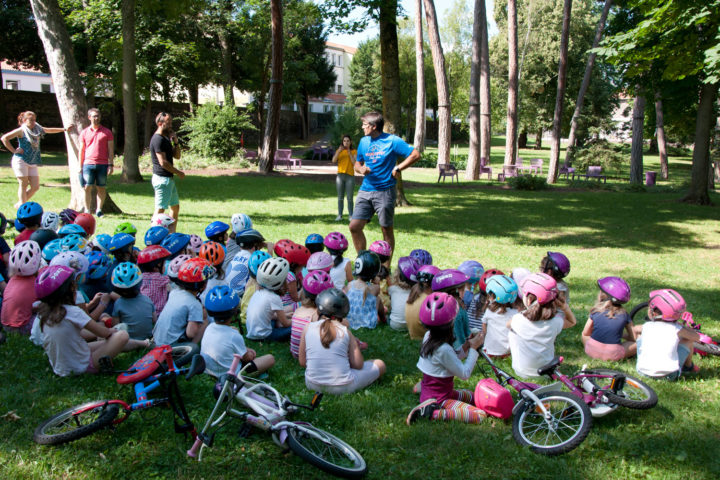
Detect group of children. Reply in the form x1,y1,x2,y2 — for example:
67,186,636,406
0,201,704,426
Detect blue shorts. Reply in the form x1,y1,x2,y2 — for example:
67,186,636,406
82,164,109,187
152,174,179,209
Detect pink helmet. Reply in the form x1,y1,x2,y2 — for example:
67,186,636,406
648,289,686,321
323,231,348,252
307,251,333,272
9,240,42,276
302,270,334,296
369,240,392,258
431,269,469,292
419,292,459,327
416,264,441,285
167,254,193,279
520,273,558,305
35,265,74,299
188,234,203,254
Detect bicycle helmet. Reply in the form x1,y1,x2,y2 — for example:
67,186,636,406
479,268,505,294
17,201,43,222
35,265,75,300
199,241,226,266
0,213,6,235
61,234,88,253
307,251,333,272
277,243,311,267
114,222,138,236
323,231,348,252
369,240,392,259
458,260,484,283
256,257,290,291
188,234,203,254
431,269,469,292
74,213,96,237
352,251,381,280
58,223,86,238
161,233,191,256
419,292,459,327
302,270,334,296
248,250,271,277
137,245,171,266
235,229,265,249
41,211,60,232
397,256,420,284
546,251,571,278
109,233,136,253
305,233,324,246
111,262,143,288
85,250,111,280
204,285,240,315
205,221,229,240
9,240,42,276
231,213,253,234
511,267,531,294
648,289,686,321
520,273,558,305
273,239,294,255
316,287,350,319
485,275,519,305
93,233,112,254
410,249,433,266
178,257,215,284
417,264,441,285
50,251,89,279
150,213,175,228
59,208,78,225
597,276,631,304
42,238,64,262
167,254,193,279
29,228,59,249
13,218,25,232
144,226,170,246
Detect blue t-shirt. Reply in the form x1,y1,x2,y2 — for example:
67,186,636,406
590,310,630,345
153,288,203,345
356,133,414,191
113,294,155,340
452,307,470,351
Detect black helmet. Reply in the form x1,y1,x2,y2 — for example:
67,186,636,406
30,228,60,249
352,250,380,280
316,287,350,319
235,229,265,249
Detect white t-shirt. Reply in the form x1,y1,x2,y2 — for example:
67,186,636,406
41,305,92,376
329,256,351,289
481,308,517,356
416,331,479,380
226,249,251,296
508,312,564,378
200,322,248,377
636,321,682,377
304,320,353,386
388,285,410,330
246,288,284,340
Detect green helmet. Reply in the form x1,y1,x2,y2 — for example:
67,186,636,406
114,222,138,236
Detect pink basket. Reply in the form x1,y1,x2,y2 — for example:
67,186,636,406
474,378,514,419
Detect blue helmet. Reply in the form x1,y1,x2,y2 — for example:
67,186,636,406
205,221,229,239
109,233,136,253
42,238,64,261
231,213,252,234
485,275,519,305
305,233,324,246
248,250,271,277
410,249,433,266
204,285,240,315
458,260,484,284
61,234,88,252
161,233,191,255
58,223,87,238
111,262,142,288
94,233,112,253
17,201,43,220
144,226,170,246
86,251,111,280
14,218,26,232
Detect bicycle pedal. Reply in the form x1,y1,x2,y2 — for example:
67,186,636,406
610,374,626,393
237,422,253,438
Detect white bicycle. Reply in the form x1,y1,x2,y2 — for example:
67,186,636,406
187,354,367,478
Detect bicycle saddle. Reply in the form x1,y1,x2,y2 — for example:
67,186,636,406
536,356,563,377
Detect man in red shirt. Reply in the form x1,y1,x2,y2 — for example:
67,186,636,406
79,108,114,217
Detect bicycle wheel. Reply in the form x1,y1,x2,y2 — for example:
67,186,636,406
171,342,199,367
629,301,649,323
286,422,367,479
694,341,720,356
584,368,658,409
512,391,592,456
34,401,120,445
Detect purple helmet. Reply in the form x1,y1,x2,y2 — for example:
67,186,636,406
307,251,333,272
369,240,392,258
431,269,469,292
35,265,74,299
416,264,441,285
323,232,348,252
597,276,631,304
397,256,420,283
188,234,203,254
410,249,432,266
419,292,459,327
302,270,334,296
547,251,570,278
458,260,484,283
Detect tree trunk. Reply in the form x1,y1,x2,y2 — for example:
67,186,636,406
479,0,491,168
299,94,310,140
413,0,426,154
188,84,199,113
121,0,142,183
423,0,451,169
504,0,519,166
535,128,543,149
564,0,611,167
547,0,573,184
518,131,528,148
647,136,658,154
630,94,646,184
466,0,482,180
143,93,153,146
655,91,669,179
259,0,282,173
682,82,718,205
218,29,234,107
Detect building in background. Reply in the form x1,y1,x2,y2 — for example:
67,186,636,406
308,42,356,115
1,61,54,93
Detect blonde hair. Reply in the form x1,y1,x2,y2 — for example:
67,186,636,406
589,291,626,318
521,294,559,322
390,269,412,290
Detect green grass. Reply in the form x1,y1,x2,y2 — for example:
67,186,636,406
1,148,720,479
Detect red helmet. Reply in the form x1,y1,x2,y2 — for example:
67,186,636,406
273,239,294,256
178,257,215,283
278,242,311,267
478,268,505,293
137,245,171,265
199,241,226,266
73,213,96,237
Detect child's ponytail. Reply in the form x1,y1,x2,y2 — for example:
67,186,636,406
319,318,337,348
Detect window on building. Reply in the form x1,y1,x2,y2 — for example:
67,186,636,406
337,85,342,94
5,80,18,90
41,84,51,93
324,105,329,113
338,55,342,67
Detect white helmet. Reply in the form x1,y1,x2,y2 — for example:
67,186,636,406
166,254,193,279
151,213,175,228
9,240,42,276
50,251,89,278
256,257,289,291
231,213,253,234
41,211,60,232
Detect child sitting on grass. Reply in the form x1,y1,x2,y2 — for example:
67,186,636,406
540,252,571,303
431,269,471,356
1,240,41,334
387,256,419,331
240,251,271,324
103,262,155,349
406,265,439,340
246,257,292,341
481,274,521,358
581,277,636,361
325,232,352,289
137,245,171,315
290,270,333,358
344,251,384,329
199,241,228,304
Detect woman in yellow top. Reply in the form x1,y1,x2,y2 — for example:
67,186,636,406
331,135,357,221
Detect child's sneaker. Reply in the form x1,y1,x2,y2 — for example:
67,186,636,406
406,398,439,426
412,381,421,394
682,363,700,374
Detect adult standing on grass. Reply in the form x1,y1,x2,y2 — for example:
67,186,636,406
1,111,72,209
349,112,420,257
150,112,184,233
78,108,113,217
331,135,357,222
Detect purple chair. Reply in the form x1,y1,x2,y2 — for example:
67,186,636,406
498,165,519,181
479,157,493,179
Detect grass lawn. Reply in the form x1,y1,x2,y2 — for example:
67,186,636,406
1,148,719,479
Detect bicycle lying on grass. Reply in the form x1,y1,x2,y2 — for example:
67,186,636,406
34,344,205,445
187,353,367,479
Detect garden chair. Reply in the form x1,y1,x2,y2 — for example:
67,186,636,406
529,158,543,175
582,165,607,183
515,157,533,174
274,149,301,169
479,157,493,179
559,164,575,179
245,150,257,161
437,163,459,183
497,165,519,182
311,145,329,161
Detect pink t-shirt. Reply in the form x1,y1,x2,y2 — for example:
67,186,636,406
1,274,37,328
80,125,113,165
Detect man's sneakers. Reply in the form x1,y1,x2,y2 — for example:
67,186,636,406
96,210,104,217
406,398,439,426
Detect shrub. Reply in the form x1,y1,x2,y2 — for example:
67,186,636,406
328,108,363,148
573,139,626,174
415,152,468,170
507,174,548,190
178,103,255,161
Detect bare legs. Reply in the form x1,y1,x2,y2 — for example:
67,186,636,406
16,175,40,207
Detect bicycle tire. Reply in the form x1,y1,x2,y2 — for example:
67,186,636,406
512,391,592,456
34,401,120,445
629,301,649,322
584,368,658,409
286,422,367,478
171,342,199,367
693,341,720,356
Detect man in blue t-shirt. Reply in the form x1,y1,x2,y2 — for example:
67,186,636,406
349,112,420,258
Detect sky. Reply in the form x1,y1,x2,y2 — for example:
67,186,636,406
325,0,498,48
